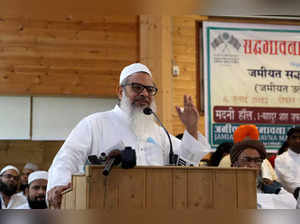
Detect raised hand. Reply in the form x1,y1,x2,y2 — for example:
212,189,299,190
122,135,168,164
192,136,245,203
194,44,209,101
175,95,199,139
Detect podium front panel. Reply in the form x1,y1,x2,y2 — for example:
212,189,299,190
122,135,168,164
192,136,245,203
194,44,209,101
61,166,257,209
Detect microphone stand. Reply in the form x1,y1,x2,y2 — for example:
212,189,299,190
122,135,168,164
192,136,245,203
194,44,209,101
143,107,177,165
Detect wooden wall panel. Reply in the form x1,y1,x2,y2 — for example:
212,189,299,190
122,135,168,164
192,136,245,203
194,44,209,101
139,16,173,131
0,16,139,97
172,16,206,136
0,140,62,171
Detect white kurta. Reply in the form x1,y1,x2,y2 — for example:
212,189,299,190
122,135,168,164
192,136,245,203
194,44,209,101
15,202,30,209
0,193,27,209
257,188,297,209
47,105,211,192
275,149,300,193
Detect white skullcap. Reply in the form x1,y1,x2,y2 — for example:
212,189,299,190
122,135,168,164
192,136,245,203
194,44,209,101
28,171,48,185
24,162,39,171
119,63,152,84
0,165,20,176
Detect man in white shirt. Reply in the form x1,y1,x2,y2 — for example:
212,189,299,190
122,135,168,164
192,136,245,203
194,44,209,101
47,63,211,209
275,127,300,206
0,165,27,209
230,140,297,209
16,171,48,209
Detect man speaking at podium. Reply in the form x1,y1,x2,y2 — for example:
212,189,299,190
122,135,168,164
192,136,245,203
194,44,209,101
47,63,211,208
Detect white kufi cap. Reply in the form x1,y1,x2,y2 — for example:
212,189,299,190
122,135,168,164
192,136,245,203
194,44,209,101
28,171,48,185
0,165,20,175
24,162,39,171
119,63,152,84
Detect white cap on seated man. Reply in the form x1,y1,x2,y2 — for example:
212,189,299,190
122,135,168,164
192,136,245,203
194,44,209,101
16,171,48,209
0,165,27,209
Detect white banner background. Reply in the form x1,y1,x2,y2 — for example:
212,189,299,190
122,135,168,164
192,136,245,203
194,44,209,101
203,21,300,151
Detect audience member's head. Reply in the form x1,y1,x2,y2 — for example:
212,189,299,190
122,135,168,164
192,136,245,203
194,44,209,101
278,141,289,155
208,142,233,166
27,171,48,209
230,140,266,169
231,140,284,194
233,124,259,143
0,165,20,197
20,163,39,195
287,126,300,154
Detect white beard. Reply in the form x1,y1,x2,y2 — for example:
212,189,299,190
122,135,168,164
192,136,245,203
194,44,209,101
120,93,157,140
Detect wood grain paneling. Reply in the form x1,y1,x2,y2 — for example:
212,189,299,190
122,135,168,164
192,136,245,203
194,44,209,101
172,16,199,135
139,16,173,131
0,16,139,97
0,140,63,171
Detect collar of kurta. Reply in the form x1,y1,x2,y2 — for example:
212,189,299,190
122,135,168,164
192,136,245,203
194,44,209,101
288,149,300,159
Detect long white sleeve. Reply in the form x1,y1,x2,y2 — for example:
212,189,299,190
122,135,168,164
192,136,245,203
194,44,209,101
47,117,92,192
275,150,300,193
171,130,211,164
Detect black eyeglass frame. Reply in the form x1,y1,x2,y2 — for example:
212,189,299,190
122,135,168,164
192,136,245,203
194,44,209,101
121,82,158,96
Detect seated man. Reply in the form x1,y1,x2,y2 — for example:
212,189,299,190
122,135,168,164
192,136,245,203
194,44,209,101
18,162,39,198
0,165,27,209
275,127,300,196
230,139,297,209
16,171,48,209
219,124,278,181
47,63,211,208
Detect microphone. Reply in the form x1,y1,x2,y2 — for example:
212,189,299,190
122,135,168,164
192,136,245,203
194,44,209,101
102,147,136,176
143,107,177,165
102,150,121,176
143,107,152,115
102,158,116,176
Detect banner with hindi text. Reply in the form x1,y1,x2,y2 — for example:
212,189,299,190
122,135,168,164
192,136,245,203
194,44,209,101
203,21,300,151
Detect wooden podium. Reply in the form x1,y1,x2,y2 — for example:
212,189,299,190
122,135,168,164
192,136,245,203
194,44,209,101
61,166,257,209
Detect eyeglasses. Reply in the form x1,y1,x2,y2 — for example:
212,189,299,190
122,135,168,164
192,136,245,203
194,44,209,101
1,174,19,181
239,157,264,164
122,82,158,96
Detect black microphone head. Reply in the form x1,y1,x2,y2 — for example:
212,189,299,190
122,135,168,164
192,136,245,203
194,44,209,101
143,107,153,115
